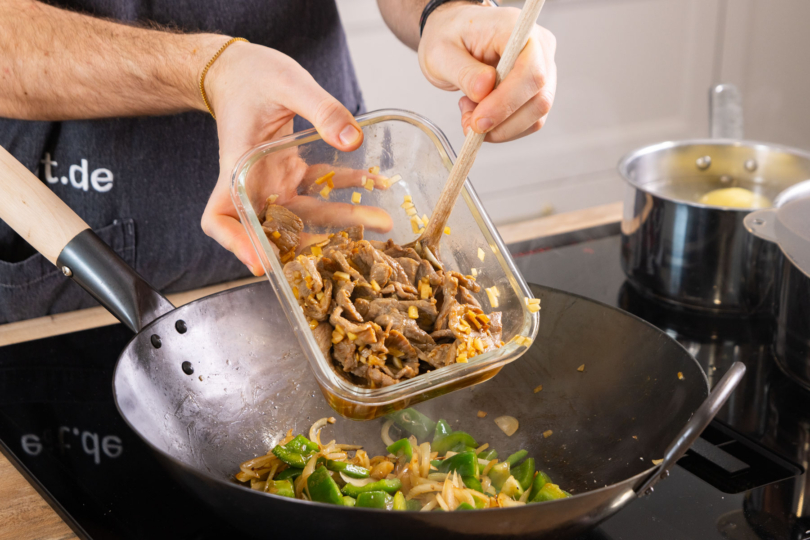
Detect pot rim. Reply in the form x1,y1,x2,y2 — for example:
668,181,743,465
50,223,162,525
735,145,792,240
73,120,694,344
618,139,810,212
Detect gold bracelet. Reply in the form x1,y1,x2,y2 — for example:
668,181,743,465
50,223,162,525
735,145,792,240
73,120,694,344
199,37,249,120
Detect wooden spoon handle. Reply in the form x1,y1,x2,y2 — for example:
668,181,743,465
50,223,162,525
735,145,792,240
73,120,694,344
421,0,546,245
0,145,89,264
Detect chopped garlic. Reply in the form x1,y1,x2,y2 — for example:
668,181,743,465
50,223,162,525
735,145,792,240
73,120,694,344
485,287,499,308
334,271,351,281
543,430,553,438
577,364,585,372
308,319,319,330
533,385,543,393
310,245,322,257
471,268,478,277
406,207,418,217
478,248,486,262
677,372,684,380
363,176,374,191
368,166,380,175
444,226,451,235
268,194,279,204
388,173,401,184
422,214,429,226
408,305,419,319
401,201,415,210
370,279,381,292
271,230,281,239
351,192,362,205
403,195,412,203
457,353,468,363
477,411,487,418
320,185,332,199
410,216,421,234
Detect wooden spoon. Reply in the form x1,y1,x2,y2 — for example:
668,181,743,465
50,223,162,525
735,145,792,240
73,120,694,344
411,0,547,261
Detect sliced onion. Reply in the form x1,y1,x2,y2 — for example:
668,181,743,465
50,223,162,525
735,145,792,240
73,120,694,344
309,417,334,444
340,472,376,487
494,415,519,437
381,419,395,447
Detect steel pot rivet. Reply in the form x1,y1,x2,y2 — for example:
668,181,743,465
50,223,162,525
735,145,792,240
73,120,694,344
752,218,764,226
181,361,194,375
696,156,712,170
175,320,188,334
61,266,73,277
744,159,758,172
720,175,733,184
645,487,654,496
150,334,162,349
661,470,670,479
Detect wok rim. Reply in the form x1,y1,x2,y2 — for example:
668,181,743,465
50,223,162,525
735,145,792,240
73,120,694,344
617,138,810,212
109,281,710,516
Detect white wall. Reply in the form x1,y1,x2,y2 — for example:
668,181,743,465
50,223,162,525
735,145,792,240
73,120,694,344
337,0,810,225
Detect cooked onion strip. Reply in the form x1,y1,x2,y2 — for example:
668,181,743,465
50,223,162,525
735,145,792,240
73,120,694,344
309,417,335,445
381,419,395,447
494,415,519,437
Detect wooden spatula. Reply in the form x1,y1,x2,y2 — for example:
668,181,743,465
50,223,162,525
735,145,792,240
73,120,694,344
410,0,546,262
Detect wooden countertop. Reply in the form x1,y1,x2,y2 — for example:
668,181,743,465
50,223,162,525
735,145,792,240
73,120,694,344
0,202,623,539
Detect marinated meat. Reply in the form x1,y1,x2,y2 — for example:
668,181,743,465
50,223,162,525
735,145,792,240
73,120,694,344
262,204,303,262
311,321,333,358
281,224,504,388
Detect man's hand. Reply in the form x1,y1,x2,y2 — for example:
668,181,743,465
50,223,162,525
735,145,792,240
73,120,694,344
379,1,557,143
200,42,392,276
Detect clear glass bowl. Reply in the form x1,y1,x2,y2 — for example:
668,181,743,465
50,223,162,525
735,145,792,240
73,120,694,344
231,109,539,420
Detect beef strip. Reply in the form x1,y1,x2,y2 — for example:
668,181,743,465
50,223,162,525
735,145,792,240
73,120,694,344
391,281,418,300
330,307,378,347
283,256,323,298
363,299,436,346
448,303,500,352
383,240,421,261
303,276,332,321
262,204,303,259
434,274,459,331
334,279,363,322
425,343,456,368
333,339,358,372
415,260,440,285
430,328,455,341
397,257,420,284
457,286,481,309
488,311,503,344
449,271,481,293
311,322,333,359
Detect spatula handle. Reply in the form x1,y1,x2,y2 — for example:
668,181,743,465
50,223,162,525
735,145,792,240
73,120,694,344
0,145,89,264
421,0,546,243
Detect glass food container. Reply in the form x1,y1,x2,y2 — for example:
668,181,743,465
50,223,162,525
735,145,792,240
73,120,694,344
231,109,539,420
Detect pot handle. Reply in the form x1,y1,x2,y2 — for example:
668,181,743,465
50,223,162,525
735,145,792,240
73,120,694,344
744,208,778,242
0,145,173,332
634,361,746,497
710,84,744,139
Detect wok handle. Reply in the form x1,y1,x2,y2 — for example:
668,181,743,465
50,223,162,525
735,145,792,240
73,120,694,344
0,145,89,263
0,145,173,332
634,361,746,497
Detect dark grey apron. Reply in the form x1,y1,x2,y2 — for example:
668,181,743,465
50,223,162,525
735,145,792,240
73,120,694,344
0,0,364,324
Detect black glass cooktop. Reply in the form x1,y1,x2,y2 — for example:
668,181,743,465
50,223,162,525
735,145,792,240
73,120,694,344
1,231,808,540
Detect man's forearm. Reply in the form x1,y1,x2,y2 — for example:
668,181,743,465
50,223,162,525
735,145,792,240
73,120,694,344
376,0,429,51
0,0,227,121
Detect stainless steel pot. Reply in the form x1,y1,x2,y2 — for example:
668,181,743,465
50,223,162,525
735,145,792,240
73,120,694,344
619,85,810,315
746,187,810,391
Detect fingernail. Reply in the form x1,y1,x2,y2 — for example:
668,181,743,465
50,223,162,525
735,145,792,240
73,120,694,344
339,125,362,146
458,100,464,113
476,118,494,133
464,125,472,137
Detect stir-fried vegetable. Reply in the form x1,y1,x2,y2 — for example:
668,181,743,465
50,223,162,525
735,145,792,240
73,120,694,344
235,412,570,511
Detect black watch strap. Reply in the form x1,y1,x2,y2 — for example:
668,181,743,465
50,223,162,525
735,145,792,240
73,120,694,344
419,0,498,37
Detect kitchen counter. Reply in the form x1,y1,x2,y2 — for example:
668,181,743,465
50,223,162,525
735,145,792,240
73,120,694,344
0,202,622,539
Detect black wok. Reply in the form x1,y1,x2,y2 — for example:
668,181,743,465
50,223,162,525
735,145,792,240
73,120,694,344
0,146,744,538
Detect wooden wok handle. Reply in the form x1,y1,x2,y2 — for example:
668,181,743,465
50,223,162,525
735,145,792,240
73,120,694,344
419,0,546,246
0,145,89,264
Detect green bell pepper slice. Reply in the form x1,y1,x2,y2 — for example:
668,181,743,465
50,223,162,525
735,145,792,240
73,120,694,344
456,502,474,511
307,466,344,505
392,491,407,510
505,449,528,467
326,460,370,479
387,438,413,461
356,491,394,509
433,432,477,456
343,496,356,507
271,445,310,468
531,482,570,503
275,467,302,481
285,434,320,454
462,475,483,493
478,448,498,461
511,457,535,491
390,409,436,442
432,451,479,477
341,478,402,497
407,499,422,511
528,470,551,501
433,419,452,442
450,442,478,453
266,479,295,498
487,461,511,490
